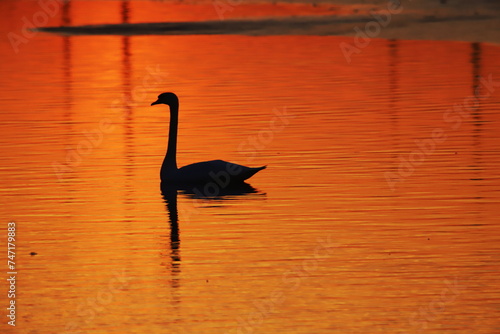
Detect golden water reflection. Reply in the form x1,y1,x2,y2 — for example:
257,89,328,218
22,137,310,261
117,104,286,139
0,1,499,334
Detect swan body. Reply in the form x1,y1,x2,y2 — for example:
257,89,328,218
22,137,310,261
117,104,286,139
151,92,266,185
169,160,265,184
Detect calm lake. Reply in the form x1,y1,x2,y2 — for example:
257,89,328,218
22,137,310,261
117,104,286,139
1,1,499,333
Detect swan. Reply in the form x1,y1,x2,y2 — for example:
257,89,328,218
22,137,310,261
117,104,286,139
151,92,266,185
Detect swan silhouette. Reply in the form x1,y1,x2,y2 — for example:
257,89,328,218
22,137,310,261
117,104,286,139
151,92,266,185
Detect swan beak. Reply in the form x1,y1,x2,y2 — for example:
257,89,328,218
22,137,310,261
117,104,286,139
151,100,160,106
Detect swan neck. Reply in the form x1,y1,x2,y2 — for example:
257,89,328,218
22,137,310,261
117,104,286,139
164,103,178,170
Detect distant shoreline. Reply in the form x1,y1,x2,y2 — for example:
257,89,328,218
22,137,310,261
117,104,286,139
36,12,499,44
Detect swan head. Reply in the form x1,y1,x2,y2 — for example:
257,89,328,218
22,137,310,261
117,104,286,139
151,92,179,107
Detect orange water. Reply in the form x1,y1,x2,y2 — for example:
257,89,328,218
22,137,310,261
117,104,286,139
1,1,500,334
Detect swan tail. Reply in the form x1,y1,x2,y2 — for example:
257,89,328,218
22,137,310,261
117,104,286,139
241,165,266,181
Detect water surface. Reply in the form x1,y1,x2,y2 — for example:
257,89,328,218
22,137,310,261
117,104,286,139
1,1,500,333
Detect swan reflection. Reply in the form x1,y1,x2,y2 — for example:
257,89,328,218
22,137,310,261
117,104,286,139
160,182,264,281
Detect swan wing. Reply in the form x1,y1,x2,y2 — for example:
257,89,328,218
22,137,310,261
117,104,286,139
176,160,265,184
